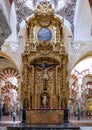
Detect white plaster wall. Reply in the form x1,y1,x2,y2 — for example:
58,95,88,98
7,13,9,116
5,1,18,44
1,1,18,49
74,0,92,41
69,0,92,73
1,1,20,71
68,41,92,72
1,24,27,73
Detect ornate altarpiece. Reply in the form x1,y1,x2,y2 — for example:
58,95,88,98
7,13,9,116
21,1,69,124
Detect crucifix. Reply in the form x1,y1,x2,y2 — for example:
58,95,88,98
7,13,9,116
32,62,56,90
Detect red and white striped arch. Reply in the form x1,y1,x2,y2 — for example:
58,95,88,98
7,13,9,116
0,68,20,97
70,69,90,92
0,68,20,83
82,81,92,91
71,82,78,92
1,82,18,95
70,69,89,80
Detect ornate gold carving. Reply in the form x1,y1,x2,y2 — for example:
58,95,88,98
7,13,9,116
34,1,54,27
21,1,69,125
25,8,64,52
26,109,64,125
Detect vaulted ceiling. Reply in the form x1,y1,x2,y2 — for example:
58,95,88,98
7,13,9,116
14,0,76,31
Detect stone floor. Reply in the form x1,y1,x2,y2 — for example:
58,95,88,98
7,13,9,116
0,123,91,130
80,127,92,130
0,125,91,130
0,116,92,130
69,118,92,130
0,126,91,130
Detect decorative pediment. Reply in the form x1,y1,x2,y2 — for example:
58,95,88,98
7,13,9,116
34,1,54,27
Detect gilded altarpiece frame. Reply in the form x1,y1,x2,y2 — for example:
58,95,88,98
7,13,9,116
21,1,69,124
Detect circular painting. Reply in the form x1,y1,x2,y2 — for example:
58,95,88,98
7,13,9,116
37,28,52,41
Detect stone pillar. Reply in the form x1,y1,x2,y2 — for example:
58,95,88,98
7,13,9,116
64,109,69,123
0,81,3,121
77,78,82,120
19,104,22,121
0,101,3,121
22,109,26,123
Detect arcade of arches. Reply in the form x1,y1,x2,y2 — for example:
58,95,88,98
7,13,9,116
0,0,92,124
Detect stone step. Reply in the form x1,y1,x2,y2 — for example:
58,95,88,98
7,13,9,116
7,123,80,130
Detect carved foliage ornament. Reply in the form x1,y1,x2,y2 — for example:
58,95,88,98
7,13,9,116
34,1,54,26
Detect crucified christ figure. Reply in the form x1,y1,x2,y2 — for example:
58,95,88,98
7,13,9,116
43,69,48,90
32,62,56,90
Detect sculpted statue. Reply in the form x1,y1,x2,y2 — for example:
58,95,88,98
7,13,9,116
42,93,48,108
